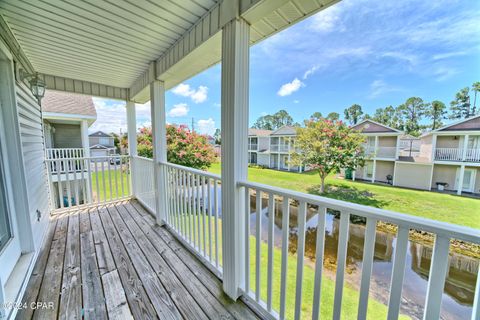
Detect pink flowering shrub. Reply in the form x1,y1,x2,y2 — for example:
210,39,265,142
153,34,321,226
134,125,216,170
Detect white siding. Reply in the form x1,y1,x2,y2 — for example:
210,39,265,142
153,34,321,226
16,82,50,247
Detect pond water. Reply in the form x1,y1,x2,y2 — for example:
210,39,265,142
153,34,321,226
247,196,478,320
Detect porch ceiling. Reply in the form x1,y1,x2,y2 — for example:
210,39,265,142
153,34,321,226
0,0,218,88
1,0,340,102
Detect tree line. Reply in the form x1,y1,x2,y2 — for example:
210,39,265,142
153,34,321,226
252,82,480,136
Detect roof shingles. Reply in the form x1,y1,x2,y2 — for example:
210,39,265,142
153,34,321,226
42,90,96,117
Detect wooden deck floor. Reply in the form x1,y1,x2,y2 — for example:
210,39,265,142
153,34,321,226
17,200,259,319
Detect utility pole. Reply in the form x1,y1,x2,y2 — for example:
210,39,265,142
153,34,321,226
191,117,195,133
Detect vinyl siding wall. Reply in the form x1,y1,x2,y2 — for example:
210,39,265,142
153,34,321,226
16,82,50,248
52,124,82,148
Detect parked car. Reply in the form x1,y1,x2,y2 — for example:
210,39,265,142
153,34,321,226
109,155,121,165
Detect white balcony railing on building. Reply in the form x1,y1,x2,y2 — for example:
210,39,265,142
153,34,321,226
160,162,222,275
45,155,131,210
435,148,463,161
466,148,480,162
237,181,480,320
376,146,397,158
248,144,258,151
45,148,85,173
271,144,290,152
364,146,397,158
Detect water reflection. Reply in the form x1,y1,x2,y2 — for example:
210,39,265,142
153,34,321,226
248,195,478,320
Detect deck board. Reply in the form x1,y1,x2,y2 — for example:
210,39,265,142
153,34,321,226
18,200,259,320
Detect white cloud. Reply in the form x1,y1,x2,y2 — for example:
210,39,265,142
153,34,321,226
368,80,402,98
309,5,344,33
433,66,459,81
277,78,304,97
303,65,320,80
293,100,300,104
197,118,216,136
432,51,466,60
168,103,189,117
90,98,127,134
172,83,208,103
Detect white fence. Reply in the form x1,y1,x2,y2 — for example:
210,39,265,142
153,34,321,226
132,156,156,212
161,162,222,274
45,154,131,210
238,180,480,320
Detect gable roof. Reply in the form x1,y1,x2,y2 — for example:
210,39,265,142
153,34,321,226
271,126,297,136
248,128,272,137
352,119,403,134
432,114,480,133
42,90,96,117
89,131,112,138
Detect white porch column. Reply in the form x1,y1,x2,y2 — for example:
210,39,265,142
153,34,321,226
221,17,249,299
431,134,437,161
462,134,469,161
371,160,377,183
126,101,137,197
395,135,401,159
150,81,168,225
287,138,291,171
457,164,465,195
80,120,92,203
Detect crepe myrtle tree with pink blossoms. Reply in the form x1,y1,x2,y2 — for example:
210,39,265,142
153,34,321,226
130,124,216,170
290,119,366,193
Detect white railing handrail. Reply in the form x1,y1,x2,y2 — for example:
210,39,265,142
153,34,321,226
238,180,480,244
160,161,221,180
45,155,129,162
133,155,154,162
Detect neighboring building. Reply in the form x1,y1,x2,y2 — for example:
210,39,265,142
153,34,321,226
269,126,302,172
42,90,96,151
42,91,96,207
247,126,303,172
351,120,403,184
248,128,272,167
394,115,480,195
89,131,116,158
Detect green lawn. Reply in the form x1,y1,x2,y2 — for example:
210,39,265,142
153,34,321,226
91,169,130,202
208,163,480,229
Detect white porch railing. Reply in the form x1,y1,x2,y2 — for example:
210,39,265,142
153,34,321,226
45,155,131,210
466,148,480,162
249,143,258,151
376,146,397,158
237,181,480,320
160,162,222,275
435,148,462,161
131,156,156,212
45,147,85,159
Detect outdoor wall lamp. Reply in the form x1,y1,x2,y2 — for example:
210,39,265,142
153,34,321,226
19,69,46,101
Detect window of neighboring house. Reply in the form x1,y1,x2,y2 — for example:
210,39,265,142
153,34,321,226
99,137,110,145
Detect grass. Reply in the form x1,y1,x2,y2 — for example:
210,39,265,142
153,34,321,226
208,163,480,229
175,215,407,319
91,169,130,202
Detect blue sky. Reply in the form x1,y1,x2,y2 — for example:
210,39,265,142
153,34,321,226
90,0,480,135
